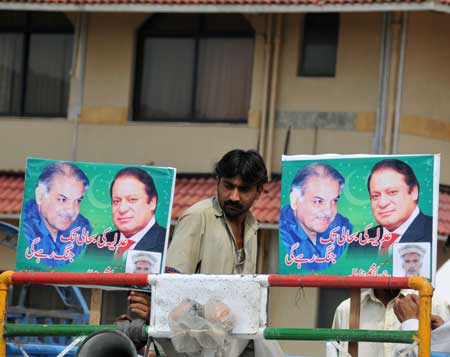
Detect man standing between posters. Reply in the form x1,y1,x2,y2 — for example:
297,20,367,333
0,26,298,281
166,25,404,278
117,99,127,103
166,149,267,275
160,149,283,356
23,162,92,267
107,167,166,258
279,163,353,270
350,158,432,255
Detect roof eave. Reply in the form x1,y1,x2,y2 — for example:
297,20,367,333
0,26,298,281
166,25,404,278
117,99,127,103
0,1,443,13
0,214,20,220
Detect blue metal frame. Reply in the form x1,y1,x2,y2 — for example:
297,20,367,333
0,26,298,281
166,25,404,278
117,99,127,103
6,343,77,356
2,221,90,347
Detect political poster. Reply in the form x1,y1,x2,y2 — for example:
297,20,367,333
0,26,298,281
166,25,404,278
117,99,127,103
278,154,439,283
16,158,176,279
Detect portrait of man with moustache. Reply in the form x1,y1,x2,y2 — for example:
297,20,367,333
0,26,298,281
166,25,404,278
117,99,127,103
89,167,167,263
22,162,92,267
279,163,353,271
348,158,432,256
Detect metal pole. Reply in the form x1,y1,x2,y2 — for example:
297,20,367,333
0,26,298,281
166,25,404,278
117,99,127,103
4,324,116,337
265,14,283,179
258,14,273,158
392,12,408,154
12,272,150,287
0,271,13,357
373,13,392,154
70,13,89,162
267,275,409,289
264,327,415,343
409,277,433,357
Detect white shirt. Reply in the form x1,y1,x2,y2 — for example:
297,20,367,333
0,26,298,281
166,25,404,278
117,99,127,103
332,289,450,357
118,216,155,250
435,259,450,301
394,318,450,356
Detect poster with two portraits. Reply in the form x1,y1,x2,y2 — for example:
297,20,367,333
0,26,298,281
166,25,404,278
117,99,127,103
15,158,175,289
279,154,439,284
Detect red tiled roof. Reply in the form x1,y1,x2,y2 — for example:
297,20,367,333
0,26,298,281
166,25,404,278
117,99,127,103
0,0,427,4
439,191,450,236
0,171,280,224
0,172,24,215
172,176,279,223
1,171,450,234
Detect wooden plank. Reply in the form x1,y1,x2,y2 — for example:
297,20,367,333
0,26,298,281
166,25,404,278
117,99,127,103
348,288,361,357
89,289,103,325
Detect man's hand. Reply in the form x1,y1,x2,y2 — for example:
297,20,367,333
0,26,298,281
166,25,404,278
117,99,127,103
394,294,419,322
431,314,445,330
128,291,151,321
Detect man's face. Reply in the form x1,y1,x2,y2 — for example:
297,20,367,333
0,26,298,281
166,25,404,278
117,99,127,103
111,176,156,238
134,260,152,273
402,252,422,276
36,174,85,237
217,176,260,219
369,169,418,232
290,176,340,238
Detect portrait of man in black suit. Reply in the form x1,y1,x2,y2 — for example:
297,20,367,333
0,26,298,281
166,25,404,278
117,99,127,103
349,158,432,256
107,167,167,258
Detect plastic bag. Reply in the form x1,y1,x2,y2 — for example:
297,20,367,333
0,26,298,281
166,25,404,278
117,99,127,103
168,299,234,356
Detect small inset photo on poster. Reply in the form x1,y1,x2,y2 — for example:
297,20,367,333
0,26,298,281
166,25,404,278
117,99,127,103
126,250,161,274
393,242,430,278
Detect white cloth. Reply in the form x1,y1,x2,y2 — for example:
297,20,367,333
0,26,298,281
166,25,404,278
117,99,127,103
331,289,450,357
435,259,450,301
393,318,450,356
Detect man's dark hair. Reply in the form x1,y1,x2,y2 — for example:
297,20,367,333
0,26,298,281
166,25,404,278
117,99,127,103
110,167,158,203
290,163,345,196
37,162,89,192
214,149,268,189
367,159,419,197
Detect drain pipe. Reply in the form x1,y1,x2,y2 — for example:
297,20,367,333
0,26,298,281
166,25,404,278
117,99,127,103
258,14,273,158
392,13,408,154
373,13,392,155
384,12,403,154
265,14,283,179
69,13,88,162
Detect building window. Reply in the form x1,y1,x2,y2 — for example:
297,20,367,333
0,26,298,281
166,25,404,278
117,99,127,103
133,14,255,123
298,13,339,77
0,11,74,117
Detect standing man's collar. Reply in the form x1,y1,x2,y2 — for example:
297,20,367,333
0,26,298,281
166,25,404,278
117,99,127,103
363,288,417,305
212,196,225,218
